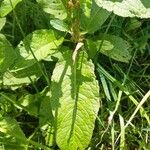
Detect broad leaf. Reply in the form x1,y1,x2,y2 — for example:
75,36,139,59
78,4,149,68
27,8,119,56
0,17,6,30
2,29,63,89
2,71,40,89
95,0,150,18
50,19,70,32
87,34,131,63
14,29,63,71
0,0,22,17
50,49,100,149
1,61,42,89
81,0,110,33
0,117,28,150
36,0,67,20
0,34,17,73
86,39,114,59
16,29,64,61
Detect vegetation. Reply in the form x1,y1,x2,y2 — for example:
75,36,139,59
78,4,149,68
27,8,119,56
0,0,150,149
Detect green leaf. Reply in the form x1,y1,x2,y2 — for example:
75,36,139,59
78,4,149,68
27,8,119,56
0,17,6,30
2,71,39,89
0,0,22,17
39,95,54,126
50,49,100,149
2,29,63,88
87,34,131,63
16,29,64,61
1,60,42,89
50,19,70,32
0,117,28,150
13,29,63,73
86,39,114,59
18,94,41,117
18,93,54,126
36,0,67,20
125,18,142,32
0,34,17,73
10,61,42,78
81,0,110,33
95,0,150,18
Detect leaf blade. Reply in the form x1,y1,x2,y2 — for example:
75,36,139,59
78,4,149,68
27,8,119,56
0,34,17,73
0,0,22,17
81,0,110,33
36,0,67,20
95,0,150,18
50,49,100,149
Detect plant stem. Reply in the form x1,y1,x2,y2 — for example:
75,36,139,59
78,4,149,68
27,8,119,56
68,0,81,43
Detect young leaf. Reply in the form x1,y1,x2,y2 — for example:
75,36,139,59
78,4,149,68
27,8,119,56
36,0,67,20
50,49,100,149
0,17,6,30
50,19,70,32
81,0,110,33
0,34,17,73
0,117,28,149
0,0,22,17
95,0,150,18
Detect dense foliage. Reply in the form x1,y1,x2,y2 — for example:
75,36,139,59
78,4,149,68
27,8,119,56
0,0,150,149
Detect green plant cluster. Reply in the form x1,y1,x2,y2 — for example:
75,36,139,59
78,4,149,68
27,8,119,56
0,0,150,149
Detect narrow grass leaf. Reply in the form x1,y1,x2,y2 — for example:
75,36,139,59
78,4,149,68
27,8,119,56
99,72,111,101
119,114,125,150
125,90,150,128
97,64,150,125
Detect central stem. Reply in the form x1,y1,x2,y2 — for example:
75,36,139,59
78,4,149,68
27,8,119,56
68,0,81,43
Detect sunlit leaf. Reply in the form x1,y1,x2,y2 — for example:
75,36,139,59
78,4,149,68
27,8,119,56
36,0,67,20
0,17,6,30
0,117,28,150
17,29,64,61
50,19,70,32
81,0,110,33
0,0,22,17
2,71,39,89
95,0,150,18
49,49,100,149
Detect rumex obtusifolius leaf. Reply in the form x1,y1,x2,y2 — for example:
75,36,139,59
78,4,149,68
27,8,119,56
95,0,150,18
49,49,100,149
36,0,67,20
0,0,22,17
